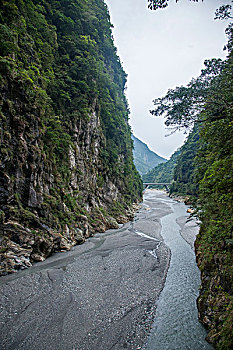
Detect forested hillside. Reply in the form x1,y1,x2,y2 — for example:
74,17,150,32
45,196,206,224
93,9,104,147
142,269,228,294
0,0,142,275
132,134,166,175
142,147,180,184
150,31,233,350
143,126,199,194
169,125,200,196
195,57,233,349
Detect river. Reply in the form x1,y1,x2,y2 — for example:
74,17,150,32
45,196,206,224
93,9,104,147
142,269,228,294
0,190,212,349
143,191,213,350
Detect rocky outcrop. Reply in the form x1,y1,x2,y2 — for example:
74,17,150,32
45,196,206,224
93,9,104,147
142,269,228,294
195,230,233,350
0,204,138,276
0,0,143,276
0,92,141,275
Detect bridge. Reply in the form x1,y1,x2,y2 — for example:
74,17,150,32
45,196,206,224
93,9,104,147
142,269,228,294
143,183,171,192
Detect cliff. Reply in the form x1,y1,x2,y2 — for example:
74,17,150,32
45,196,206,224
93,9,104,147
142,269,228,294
0,0,143,275
148,45,233,347
132,135,166,175
160,67,233,348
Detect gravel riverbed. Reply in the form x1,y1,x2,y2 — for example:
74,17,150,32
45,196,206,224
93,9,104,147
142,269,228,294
0,190,205,350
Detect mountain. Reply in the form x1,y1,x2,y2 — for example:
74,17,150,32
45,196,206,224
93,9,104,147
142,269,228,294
142,148,181,184
143,125,199,193
0,0,143,275
132,135,166,175
170,125,200,195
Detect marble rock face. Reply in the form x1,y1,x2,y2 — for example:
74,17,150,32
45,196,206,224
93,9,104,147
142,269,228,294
0,104,138,275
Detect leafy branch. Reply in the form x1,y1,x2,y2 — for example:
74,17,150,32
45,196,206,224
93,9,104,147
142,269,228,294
148,0,203,11
150,59,224,130
147,0,233,21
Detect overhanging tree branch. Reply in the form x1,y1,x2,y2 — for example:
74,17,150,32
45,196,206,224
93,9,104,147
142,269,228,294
148,0,203,11
150,59,225,129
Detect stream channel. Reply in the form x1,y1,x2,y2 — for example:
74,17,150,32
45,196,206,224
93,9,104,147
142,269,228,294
0,190,213,350
143,190,213,350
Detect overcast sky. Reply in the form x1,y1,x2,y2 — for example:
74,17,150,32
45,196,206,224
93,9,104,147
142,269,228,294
104,0,230,159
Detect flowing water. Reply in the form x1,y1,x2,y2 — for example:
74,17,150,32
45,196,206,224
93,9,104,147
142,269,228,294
0,190,214,350
144,192,213,350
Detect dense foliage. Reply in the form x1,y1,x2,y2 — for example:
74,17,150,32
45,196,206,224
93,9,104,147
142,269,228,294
150,25,233,349
0,0,142,273
147,0,204,11
169,124,200,195
147,0,233,20
142,147,180,185
142,126,199,194
195,51,233,349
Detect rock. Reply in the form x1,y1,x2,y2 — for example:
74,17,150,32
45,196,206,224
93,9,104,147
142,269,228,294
106,216,119,229
116,215,129,224
202,315,212,326
184,197,192,205
28,185,38,207
187,208,195,214
30,253,45,262
0,238,33,274
74,228,85,244
60,238,73,251
33,236,53,256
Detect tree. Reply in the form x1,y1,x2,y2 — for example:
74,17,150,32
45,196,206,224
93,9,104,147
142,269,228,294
148,1,233,348
215,4,233,19
149,0,233,132
147,0,233,20
150,58,224,131
148,0,203,11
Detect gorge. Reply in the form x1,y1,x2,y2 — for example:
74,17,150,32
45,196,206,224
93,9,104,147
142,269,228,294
0,190,211,350
0,0,142,275
0,1,232,350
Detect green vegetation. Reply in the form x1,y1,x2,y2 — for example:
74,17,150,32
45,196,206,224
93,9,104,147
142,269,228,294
170,124,200,196
142,147,180,185
0,0,142,269
132,135,166,175
149,22,233,348
148,0,233,20
148,0,196,10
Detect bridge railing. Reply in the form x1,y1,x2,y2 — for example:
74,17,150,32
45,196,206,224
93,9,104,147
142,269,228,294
143,183,171,192
143,183,171,186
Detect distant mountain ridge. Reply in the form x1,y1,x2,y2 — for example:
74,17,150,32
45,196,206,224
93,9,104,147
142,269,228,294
132,135,166,175
142,148,181,184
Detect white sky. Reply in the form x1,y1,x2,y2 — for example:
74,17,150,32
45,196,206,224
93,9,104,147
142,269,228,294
104,0,230,159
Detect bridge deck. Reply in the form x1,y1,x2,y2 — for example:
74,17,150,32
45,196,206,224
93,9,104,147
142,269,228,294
143,183,171,185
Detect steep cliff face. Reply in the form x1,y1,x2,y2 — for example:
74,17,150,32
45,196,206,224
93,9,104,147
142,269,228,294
132,135,166,175
195,233,233,349
160,54,233,348
0,0,142,275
